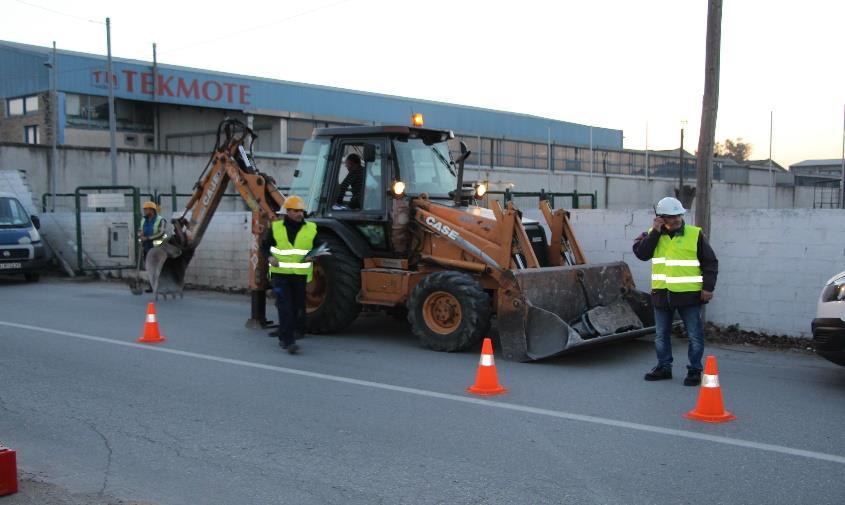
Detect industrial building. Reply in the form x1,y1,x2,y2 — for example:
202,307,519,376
0,40,625,170
3,40,842,210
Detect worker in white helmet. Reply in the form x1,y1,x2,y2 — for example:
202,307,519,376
633,197,719,386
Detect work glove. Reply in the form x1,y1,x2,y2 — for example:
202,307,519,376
303,243,331,262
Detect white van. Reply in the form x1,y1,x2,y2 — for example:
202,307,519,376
0,192,47,282
812,270,845,367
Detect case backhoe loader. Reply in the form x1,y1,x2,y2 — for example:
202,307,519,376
147,118,656,361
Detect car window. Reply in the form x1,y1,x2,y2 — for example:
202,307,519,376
0,197,31,227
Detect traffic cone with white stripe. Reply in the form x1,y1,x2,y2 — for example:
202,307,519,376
137,302,166,344
684,355,736,423
467,338,507,396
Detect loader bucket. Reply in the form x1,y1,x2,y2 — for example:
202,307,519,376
497,262,656,362
145,244,193,299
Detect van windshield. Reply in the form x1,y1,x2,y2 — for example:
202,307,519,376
0,197,31,228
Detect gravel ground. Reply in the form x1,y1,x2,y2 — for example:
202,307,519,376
685,322,816,354
2,472,155,505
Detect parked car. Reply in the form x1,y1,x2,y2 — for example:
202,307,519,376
811,270,845,366
0,192,47,282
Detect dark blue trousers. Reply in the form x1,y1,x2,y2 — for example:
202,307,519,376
271,274,307,347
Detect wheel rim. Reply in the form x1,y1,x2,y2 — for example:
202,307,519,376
306,262,326,313
422,291,462,334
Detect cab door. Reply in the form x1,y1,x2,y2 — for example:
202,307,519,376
326,138,390,252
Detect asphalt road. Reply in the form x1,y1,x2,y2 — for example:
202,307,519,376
1,277,844,505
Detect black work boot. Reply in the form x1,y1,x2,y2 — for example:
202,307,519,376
644,366,672,381
287,343,300,355
278,339,288,349
267,330,281,338
683,369,702,387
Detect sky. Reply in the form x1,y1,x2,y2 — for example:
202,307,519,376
3,0,844,168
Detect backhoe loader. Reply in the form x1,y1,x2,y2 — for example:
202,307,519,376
147,118,656,361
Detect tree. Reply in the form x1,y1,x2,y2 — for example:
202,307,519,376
714,138,752,162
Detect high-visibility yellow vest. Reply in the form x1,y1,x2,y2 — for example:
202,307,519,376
139,215,167,246
268,220,317,281
651,225,703,292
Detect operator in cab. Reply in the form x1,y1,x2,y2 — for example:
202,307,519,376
335,153,364,210
261,195,323,354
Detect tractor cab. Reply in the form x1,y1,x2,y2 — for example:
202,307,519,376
288,125,467,256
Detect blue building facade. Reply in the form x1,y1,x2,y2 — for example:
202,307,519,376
0,40,622,163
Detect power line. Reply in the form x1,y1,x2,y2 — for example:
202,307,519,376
14,0,105,24
164,0,352,54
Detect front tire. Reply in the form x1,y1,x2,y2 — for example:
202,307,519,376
305,234,361,333
24,272,40,283
408,271,491,352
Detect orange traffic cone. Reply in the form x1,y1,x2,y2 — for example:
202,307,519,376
684,355,736,423
467,338,507,396
137,302,166,344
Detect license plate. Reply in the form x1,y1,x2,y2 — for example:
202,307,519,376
0,262,22,270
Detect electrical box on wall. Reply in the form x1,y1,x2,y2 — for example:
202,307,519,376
108,223,130,258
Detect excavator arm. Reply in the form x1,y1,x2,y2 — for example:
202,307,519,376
146,119,286,326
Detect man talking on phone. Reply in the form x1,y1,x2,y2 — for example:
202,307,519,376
633,197,719,386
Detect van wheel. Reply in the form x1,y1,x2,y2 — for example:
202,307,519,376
408,271,491,352
25,273,40,283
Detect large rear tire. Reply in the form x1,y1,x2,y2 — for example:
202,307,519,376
408,271,491,352
305,234,361,333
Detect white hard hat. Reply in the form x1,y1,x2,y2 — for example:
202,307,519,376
655,197,686,216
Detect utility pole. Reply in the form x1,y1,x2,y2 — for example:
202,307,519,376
679,125,685,189
768,111,774,208
645,122,650,181
106,17,117,185
694,0,723,238
152,42,159,150
50,41,58,212
840,104,844,209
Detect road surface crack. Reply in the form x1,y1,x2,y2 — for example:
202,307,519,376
85,420,114,497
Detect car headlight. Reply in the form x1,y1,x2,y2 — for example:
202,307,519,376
822,276,845,302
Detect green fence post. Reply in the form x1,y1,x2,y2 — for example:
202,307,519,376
572,189,580,209
74,189,83,273
132,187,140,264
593,191,598,209
504,188,511,205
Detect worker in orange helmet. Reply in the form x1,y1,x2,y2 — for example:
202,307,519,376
260,195,328,354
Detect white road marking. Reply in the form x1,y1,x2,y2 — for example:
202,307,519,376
2,320,844,465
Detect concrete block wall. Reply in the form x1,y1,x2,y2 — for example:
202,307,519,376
0,143,298,213
43,207,845,337
182,212,253,289
0,169,37,213
568,208,845,338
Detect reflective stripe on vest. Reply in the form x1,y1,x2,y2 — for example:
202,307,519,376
651,225,703,292
270,246,311,256
268,220,317,281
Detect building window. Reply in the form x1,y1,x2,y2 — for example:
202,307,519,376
24,125,39,144
65,93,152,132
500,140,517,168
6,95,39,116
24,96,39,113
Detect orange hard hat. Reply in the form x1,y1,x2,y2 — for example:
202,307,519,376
283,195,306,211
142,201,158,211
